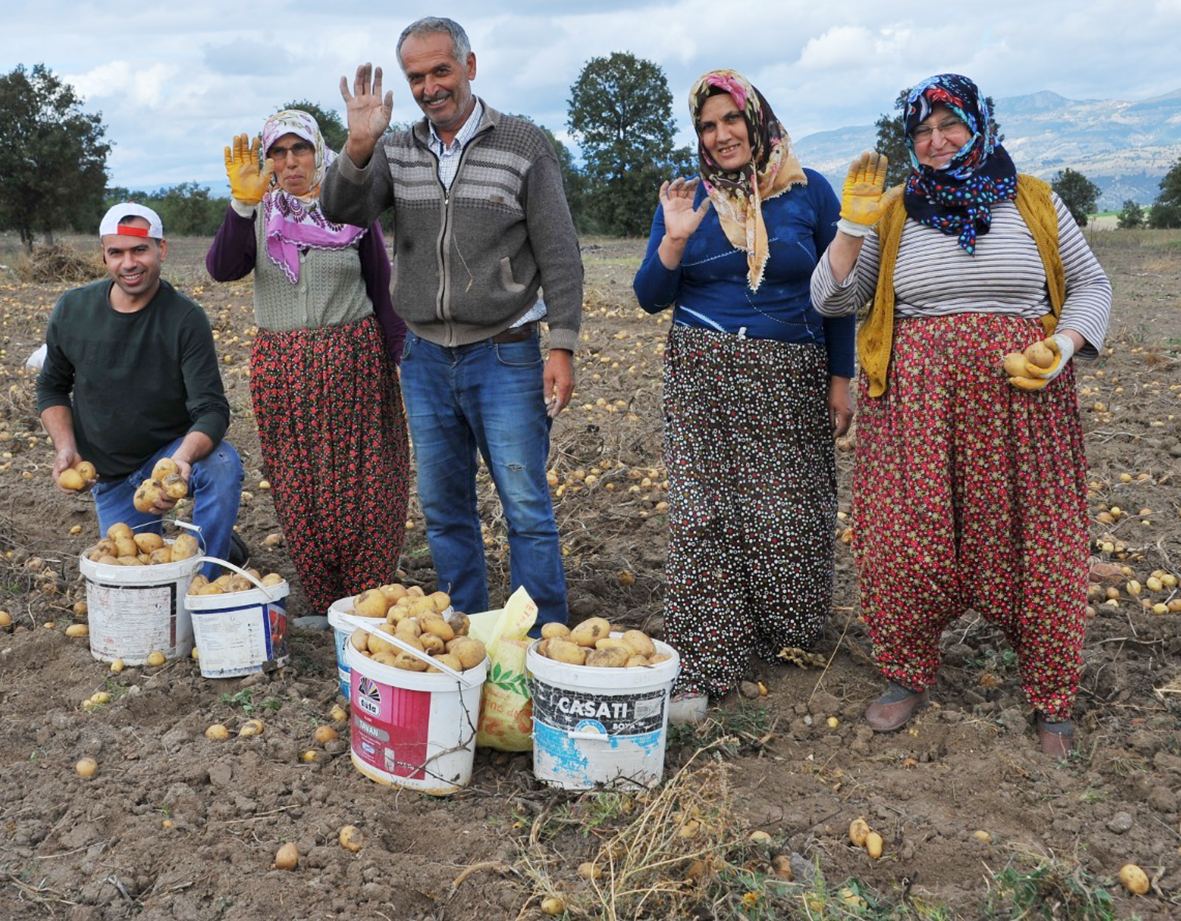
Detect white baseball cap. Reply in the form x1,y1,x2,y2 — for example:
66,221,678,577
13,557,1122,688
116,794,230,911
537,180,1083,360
99,203,164,239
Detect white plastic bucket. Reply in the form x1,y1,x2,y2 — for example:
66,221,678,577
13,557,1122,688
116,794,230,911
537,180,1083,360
80,548,200,665
328,597,360,698
527,637,680,790
187,562,290,679
344,634,487,795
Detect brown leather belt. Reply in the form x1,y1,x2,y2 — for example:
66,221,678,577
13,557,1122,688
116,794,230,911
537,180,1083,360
490,321,538,343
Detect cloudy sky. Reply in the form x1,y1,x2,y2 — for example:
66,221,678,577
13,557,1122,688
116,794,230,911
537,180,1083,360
6,0,1179,191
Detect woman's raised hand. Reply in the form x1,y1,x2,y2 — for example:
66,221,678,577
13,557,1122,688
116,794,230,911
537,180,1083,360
838,152,893,237
223,134,273,205
340,63,393,166
661,177,711,242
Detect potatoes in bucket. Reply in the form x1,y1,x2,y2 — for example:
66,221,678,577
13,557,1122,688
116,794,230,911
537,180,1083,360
536,624,665,668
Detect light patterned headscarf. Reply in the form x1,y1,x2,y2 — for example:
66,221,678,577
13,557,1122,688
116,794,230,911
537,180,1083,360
260,109,365,284
689,70,807,291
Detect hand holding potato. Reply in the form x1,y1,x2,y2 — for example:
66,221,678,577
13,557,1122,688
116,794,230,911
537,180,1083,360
1004,333,1077,391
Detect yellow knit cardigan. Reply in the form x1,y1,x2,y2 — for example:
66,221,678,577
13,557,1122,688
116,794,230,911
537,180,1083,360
859,174,1065,398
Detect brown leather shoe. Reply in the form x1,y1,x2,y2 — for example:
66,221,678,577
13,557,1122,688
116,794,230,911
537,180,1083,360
1035,715,1075,757
865,682,929,732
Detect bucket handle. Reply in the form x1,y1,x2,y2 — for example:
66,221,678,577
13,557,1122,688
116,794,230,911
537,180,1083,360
193,557,278,601
337,612,480,688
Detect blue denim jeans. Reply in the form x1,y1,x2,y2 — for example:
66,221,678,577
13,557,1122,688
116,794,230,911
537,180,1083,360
91,437,244,579
400,331,567,628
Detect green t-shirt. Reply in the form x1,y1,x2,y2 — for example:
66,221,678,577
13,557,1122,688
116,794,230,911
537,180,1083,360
36,279,230,478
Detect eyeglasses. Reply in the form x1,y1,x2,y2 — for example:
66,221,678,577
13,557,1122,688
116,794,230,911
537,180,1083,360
911,117,968,143
267,141,313,162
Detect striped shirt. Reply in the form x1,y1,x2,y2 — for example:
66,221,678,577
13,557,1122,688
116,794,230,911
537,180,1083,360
811,192,1111,357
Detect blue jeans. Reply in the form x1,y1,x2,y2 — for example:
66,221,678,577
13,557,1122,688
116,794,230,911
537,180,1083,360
91,438,244,579
400,331,567,628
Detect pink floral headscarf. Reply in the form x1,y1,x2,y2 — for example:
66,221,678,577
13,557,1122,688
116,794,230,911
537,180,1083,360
260,109,365,285
689,70,806,291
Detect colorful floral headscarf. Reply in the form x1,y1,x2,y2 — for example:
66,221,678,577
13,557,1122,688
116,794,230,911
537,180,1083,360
260,109,366,284
902,73,1018,254
689,70,807,291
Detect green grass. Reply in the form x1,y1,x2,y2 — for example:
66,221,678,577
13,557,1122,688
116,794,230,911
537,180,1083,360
985,858,1116,920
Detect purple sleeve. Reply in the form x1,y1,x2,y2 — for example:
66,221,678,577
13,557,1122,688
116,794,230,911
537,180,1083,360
205,206,258,281
360,223,404,364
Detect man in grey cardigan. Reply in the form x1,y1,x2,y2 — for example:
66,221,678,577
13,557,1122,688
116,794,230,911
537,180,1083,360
322,16,582,630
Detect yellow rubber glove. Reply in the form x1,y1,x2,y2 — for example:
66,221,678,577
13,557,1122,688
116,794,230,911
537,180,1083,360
1005,334,1076,391
223,134,274,205
838,152,893,237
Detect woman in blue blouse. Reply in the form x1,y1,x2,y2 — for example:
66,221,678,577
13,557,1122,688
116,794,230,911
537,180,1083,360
634,70,854,723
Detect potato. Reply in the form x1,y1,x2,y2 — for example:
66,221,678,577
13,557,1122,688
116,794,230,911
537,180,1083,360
849,817,871,848
313,725,338,744
1119,863,1149,895
865,831,883,860
450,637,487,669
1002,351,1029,378
227,577,252,592
238,718,264,737
430,653,463,673
107,522,133,541
74,757,98,779
147,650,166,666
152,457,180,481
161,473,188,500
59,468,86,490
540,896,565,916
187,574,207,592
353,589,390,619
570,617,611,647
1025,340,1056,370
94,537,119,557
196,583,225,595
261,573,284,586
625,655,649,667
213,574,232,588
371,650,397,666
448,612,470,636
65,623,89,638
96,554,120,566
205,724,229,741
339,825,364,853
420,616,454,642
586,646,629,668
366,623,401,656
394,619,422,639
392,649,429,671
74,460,96,482
117,555,143,566
419,633,445,655
406,585,425,598
534,639,551,658
379,583,408,602
171,533,199,561
428,590,451,611
114,536,138,557
133,479,165,513
134,532,164,553
621,630,656,658
540,622,571,640
349,629,369,652
594,637,631,652
648,652,672,665
149,547,173,565
546,638,586,665
274,841,299,871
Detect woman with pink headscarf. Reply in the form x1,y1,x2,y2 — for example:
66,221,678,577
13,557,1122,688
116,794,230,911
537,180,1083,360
206,109,409,616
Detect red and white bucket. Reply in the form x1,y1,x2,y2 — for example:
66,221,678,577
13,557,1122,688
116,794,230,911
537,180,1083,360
341,615,486,795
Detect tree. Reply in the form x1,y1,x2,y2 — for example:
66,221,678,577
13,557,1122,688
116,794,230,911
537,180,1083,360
874,88,1003,188
1116,199,1144,229
1051,168,1100,227
281,99,348,153
568,52,691,237
0,64,110,251
1147,157,1181,229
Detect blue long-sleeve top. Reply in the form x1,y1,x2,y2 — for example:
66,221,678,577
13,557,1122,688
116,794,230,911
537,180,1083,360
633,168,855,378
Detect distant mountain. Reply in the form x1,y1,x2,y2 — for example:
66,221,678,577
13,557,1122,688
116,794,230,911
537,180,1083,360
795,88,1181,211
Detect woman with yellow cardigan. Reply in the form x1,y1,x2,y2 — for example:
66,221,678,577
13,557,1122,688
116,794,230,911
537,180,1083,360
810,74,1111,757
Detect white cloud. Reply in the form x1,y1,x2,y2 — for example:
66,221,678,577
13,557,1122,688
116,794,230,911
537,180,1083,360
67,61,178,109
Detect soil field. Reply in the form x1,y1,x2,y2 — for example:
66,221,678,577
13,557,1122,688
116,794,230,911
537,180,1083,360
0,228,1180,920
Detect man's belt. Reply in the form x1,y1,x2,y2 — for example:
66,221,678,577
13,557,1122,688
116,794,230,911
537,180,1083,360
490,321,538,343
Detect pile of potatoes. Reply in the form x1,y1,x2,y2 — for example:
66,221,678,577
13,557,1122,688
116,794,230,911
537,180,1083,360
85,522,199,566
189,570,284,595
535,617,671,668
346,583,484,674
132,458,189,513
59,460,97,491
